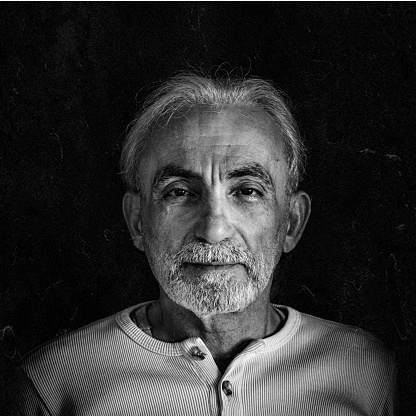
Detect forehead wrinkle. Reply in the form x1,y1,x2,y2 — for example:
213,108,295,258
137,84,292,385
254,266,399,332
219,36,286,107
151,160,276,189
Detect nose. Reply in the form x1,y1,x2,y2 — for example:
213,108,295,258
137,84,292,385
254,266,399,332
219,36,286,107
194,194,235,244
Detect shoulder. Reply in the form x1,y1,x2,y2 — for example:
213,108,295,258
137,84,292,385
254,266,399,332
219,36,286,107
270,306,396,413
285,307,395,399
275,306,395,385
19,303,143,381
296,309,394,362
14,303,152,413
20,314,114,376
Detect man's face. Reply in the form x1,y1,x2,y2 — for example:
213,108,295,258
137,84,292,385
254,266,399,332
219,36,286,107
136,105,291,318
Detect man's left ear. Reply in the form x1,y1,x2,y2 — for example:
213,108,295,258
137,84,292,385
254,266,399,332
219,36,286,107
122,191,144,251
283,191,311,253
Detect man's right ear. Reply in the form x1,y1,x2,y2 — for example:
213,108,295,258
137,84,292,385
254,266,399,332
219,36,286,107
122,191,144,251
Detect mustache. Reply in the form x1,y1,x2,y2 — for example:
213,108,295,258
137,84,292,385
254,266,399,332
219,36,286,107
171,241,256,268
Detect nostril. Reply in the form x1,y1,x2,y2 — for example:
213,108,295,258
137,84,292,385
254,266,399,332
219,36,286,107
194,214,234,245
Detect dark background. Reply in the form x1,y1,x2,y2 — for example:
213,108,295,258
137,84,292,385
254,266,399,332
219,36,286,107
1,2,415,413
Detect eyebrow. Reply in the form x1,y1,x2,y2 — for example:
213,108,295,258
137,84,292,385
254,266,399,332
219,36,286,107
153,164,203,189
225,163,273,188
152,162,274,190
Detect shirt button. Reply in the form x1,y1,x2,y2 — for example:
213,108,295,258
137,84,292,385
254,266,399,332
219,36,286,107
222,380,233,396
190,346,206,360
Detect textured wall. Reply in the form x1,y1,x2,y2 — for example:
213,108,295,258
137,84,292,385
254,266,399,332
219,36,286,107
1,2,415,413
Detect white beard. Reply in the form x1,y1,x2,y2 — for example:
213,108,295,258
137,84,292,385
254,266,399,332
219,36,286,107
143,228,287,319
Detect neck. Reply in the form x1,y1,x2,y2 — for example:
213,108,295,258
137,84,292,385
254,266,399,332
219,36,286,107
147,288,281,373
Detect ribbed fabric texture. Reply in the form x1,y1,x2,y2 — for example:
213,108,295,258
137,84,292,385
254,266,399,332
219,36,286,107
14,303,395,415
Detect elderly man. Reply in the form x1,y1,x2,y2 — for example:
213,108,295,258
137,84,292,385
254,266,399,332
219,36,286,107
15,73,395,415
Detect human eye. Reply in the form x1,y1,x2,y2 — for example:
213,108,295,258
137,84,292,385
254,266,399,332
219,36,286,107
233,185,264,201
165,188,193,198
160,179,200,202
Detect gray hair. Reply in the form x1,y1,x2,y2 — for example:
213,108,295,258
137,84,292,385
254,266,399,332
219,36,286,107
121,73,306,193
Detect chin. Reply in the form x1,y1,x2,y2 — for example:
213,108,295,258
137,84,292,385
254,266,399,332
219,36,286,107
162,271,266,319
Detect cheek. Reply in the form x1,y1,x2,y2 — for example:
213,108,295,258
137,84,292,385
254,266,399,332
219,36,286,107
144,203,192,250
246,207,286,251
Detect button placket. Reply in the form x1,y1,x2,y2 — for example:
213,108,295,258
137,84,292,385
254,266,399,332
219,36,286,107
181,339,221,386
218,356,247,415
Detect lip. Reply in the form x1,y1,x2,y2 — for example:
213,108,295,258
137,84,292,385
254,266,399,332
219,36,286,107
184,262,240,272
187,262,238,266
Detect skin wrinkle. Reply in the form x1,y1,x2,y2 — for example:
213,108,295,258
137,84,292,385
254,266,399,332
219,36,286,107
148,104,283,181
122,81,311,371
143,229,285,319
153,162,275,195
138,106,290,320
152,165,203,190
122,76,306,196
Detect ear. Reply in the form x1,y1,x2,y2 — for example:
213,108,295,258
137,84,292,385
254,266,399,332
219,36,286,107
283,191,311,253
122,191,144,251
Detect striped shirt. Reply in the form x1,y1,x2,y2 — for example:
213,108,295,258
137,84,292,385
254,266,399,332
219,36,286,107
15,303,395,415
